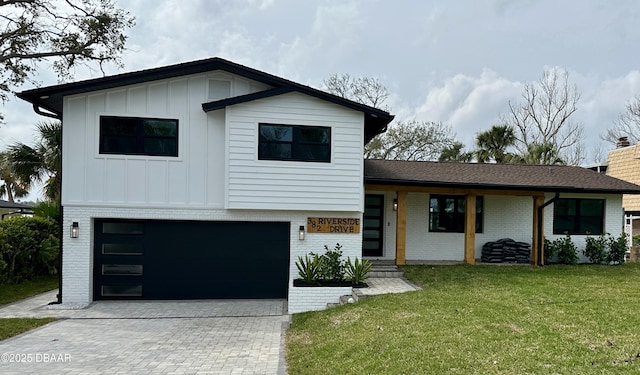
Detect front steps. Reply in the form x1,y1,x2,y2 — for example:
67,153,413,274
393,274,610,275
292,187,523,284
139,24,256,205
367,260,404,278
326,260,404,309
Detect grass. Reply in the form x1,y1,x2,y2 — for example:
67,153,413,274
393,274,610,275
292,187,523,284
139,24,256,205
286,264,640,374
0,275,59,340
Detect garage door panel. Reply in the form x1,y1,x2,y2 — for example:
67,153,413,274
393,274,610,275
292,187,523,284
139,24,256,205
94,220,289,300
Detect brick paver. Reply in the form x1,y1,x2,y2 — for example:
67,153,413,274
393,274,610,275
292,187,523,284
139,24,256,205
0,277,416,374
0,292,289,374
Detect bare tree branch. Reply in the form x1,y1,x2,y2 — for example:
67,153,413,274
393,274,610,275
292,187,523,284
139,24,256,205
603,96,640,145
501,68,584,165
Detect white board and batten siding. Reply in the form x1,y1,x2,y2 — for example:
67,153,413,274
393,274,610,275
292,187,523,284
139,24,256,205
225,92,365,212
61,72,271,209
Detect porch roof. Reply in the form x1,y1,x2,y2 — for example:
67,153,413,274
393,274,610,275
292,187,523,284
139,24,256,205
364,159,640,194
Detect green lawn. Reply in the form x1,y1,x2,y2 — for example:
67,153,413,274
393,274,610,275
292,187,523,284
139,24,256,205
0,275,59,340
287,264,640,374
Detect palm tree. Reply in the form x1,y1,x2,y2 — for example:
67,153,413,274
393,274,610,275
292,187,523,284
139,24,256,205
7,121,62,201
438,142,474,162
512,143,565,165
0,151,29,202
475,125,516,163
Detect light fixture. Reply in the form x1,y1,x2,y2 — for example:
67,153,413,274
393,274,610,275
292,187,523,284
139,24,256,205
70,222,79,238
393,199,398,211
298,225,305,241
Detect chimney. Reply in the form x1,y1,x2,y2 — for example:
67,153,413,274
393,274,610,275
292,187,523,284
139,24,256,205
617,136,631,148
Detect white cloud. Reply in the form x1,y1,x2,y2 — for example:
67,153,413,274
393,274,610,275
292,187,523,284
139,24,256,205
414,70,522,144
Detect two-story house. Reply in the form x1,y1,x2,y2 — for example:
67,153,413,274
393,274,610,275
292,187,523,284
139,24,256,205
18,58,640,313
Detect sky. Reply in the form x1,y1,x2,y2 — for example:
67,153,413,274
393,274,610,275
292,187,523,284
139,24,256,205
2,0,640,198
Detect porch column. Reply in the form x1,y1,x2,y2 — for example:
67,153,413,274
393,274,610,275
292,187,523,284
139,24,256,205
464,193,476,264
395,190,407,265
532,195,545,265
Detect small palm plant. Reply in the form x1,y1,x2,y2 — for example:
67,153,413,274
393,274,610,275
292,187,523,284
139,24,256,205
345,257,372,285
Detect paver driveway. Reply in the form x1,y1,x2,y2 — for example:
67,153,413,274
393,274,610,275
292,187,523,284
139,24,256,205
0,291,289,374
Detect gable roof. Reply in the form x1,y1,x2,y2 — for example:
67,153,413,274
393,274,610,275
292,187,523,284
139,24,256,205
17,57,394,142
365,159,640,194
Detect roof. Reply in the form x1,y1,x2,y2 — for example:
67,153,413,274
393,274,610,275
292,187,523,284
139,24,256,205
0,200,32,210
364,159,640,194
17,57,394,142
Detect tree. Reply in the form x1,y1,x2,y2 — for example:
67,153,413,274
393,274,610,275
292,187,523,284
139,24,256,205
0,151,29,202
7,121,61,201
0,0,135,113
364,120,456,161
323,73,389,110
438,142,474,162
511,142,564,165
604,96,640,145
503,69,584,165
475,124,516,163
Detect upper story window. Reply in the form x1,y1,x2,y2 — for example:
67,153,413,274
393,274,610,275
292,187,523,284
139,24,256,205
100,116,178,157
553,198,605,235
429,195,484,233
258,123,331,162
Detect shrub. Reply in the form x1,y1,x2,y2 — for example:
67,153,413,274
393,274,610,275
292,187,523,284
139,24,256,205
584,234,608,264
345,257,372,284
312,243,345,282
0,216,59,284
607,233,628,265
543,238,557,263
554,233,578,265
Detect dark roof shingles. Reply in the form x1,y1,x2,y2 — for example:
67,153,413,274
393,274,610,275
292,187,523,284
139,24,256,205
364,159,640,194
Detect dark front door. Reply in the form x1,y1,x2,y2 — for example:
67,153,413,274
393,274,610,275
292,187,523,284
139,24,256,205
94,219,290,300
363,194,384,257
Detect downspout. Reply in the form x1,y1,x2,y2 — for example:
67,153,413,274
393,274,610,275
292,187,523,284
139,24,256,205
537,192,560,266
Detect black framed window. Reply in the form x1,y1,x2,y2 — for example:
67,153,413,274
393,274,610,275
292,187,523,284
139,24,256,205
429,195,483,233
258,123,330,162
100,116,178,157
553,198,605,235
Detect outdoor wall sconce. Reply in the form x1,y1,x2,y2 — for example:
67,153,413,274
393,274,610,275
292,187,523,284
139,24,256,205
393,199,398,211
70,222,79,238
298,225,305,241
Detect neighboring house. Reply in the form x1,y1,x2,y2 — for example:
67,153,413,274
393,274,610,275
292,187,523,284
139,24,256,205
17,57,394,313
16,57,640,313
0,200,33,220
364,160,640,265
606,138,640,239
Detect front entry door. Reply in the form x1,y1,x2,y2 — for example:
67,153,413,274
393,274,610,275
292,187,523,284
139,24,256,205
363,194,384,257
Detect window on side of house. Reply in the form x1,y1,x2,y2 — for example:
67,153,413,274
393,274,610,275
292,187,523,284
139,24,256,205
553,198,605,235
258,123,331,162
429,195,483,233
100,116,178,157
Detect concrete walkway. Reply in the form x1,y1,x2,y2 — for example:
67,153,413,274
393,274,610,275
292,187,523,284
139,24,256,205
0,278,420,374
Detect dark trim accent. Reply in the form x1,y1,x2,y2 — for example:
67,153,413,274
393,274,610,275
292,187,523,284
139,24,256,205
202,87,294,112
17,57,393,142
364,178,640,195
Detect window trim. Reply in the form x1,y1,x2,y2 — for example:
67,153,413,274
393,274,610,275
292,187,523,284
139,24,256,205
428,195,484,233
258,123,331,163
99,115,179,157
552,198,605,235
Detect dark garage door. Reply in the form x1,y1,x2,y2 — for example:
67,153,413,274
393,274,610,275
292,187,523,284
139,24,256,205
94,219,290,300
